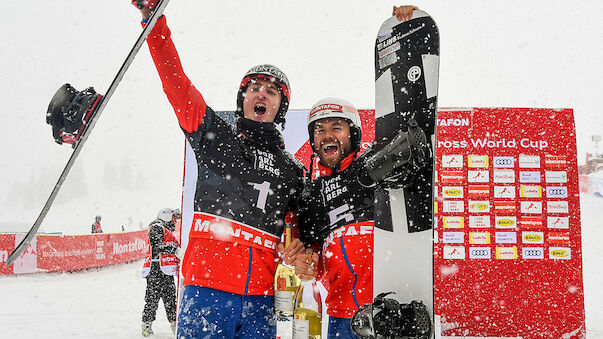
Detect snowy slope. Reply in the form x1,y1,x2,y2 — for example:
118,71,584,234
1,0,603,338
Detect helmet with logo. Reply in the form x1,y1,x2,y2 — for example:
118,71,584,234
157,208,179,223
236,64,290,126
307,97,362,153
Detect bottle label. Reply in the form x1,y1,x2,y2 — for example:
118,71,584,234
274,290,294,312
292,319,310,339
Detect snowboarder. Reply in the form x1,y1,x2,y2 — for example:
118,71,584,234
91,215,103,234
132,1,305,337
141,208,181,337
296,95,427,337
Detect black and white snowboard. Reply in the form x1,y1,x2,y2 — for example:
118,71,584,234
372,9,439,334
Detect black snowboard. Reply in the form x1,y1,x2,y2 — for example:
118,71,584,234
372,9,439,325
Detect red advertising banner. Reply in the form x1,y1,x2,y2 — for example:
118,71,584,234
0,233,16,275
434,108,585,338
37,231,148,272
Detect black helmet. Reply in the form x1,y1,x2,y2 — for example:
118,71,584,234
236,64,290,126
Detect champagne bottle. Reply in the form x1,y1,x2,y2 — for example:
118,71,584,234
274,222,300,317
292,250,322,339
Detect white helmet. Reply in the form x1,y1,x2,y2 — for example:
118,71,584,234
307,97,362,152
157,208,180,223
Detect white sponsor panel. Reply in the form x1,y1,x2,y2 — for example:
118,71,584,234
546,186,568,198
443,200,464,213
468,200,490,213
442,154,463,168
547,216,570,229
522,231,545,244
520,201,542,214
547,201,569,214
469,232,490,244
519,154,541,168
522,247,545,259
443,246,465,259
494,186,515,199
519,185,543,198
519,171,541,183
442,186,464,198
443,232,464,243
549,247,571,260
469,215,491,228
545,171,568,183
469,247,491,259
495,216,517,229
493,169,515,183
495,232,517,244
493,156,515,168
468,155,489,168
468,170,489,183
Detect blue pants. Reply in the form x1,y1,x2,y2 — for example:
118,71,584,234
328,315,358,338
177,285,276,339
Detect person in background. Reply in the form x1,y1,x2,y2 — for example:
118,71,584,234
141,208,182,337
91,215,102,234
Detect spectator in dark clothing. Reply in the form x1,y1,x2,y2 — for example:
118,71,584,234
91,215,102,234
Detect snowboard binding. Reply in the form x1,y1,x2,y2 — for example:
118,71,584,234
351,292,433,339
365,118,430,188
46,83,102,148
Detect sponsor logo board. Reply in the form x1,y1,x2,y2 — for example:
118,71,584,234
493,156,514,168
468,155,489,168
469,232,491,244
469,215,491,228
547,216,570,229
548,232,570,245
522,247,544,259
443,200,464,213
442,155,463,168
468,200,490,213
442,186,464,198
520,201,543,214
494,201,516,214
522,231,544,244
519,171,541,183
495,232,517,244
496,247,518,259
547,201,569,214
441,171,464,184
468,185,489,198
493,169,515,183
520,185,543,198
545,155,567,169
545,171,568,183
469,247,491,259
468,170,489,183
443,216,464,229
494,186,516,199
443,232,464,243
443,246,465,259
495,216,517,229
549,247,571,260
546,186,568,198
520,216,543,229
519,154,541,168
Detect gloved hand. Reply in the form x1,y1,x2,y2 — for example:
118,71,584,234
131,0,156,10
175,247,185,259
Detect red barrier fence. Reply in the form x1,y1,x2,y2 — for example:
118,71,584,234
0,231,148,275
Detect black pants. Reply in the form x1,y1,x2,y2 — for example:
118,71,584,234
142,265,177,323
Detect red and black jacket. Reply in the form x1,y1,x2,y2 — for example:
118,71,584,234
299,153,375,318
145,16,304,296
